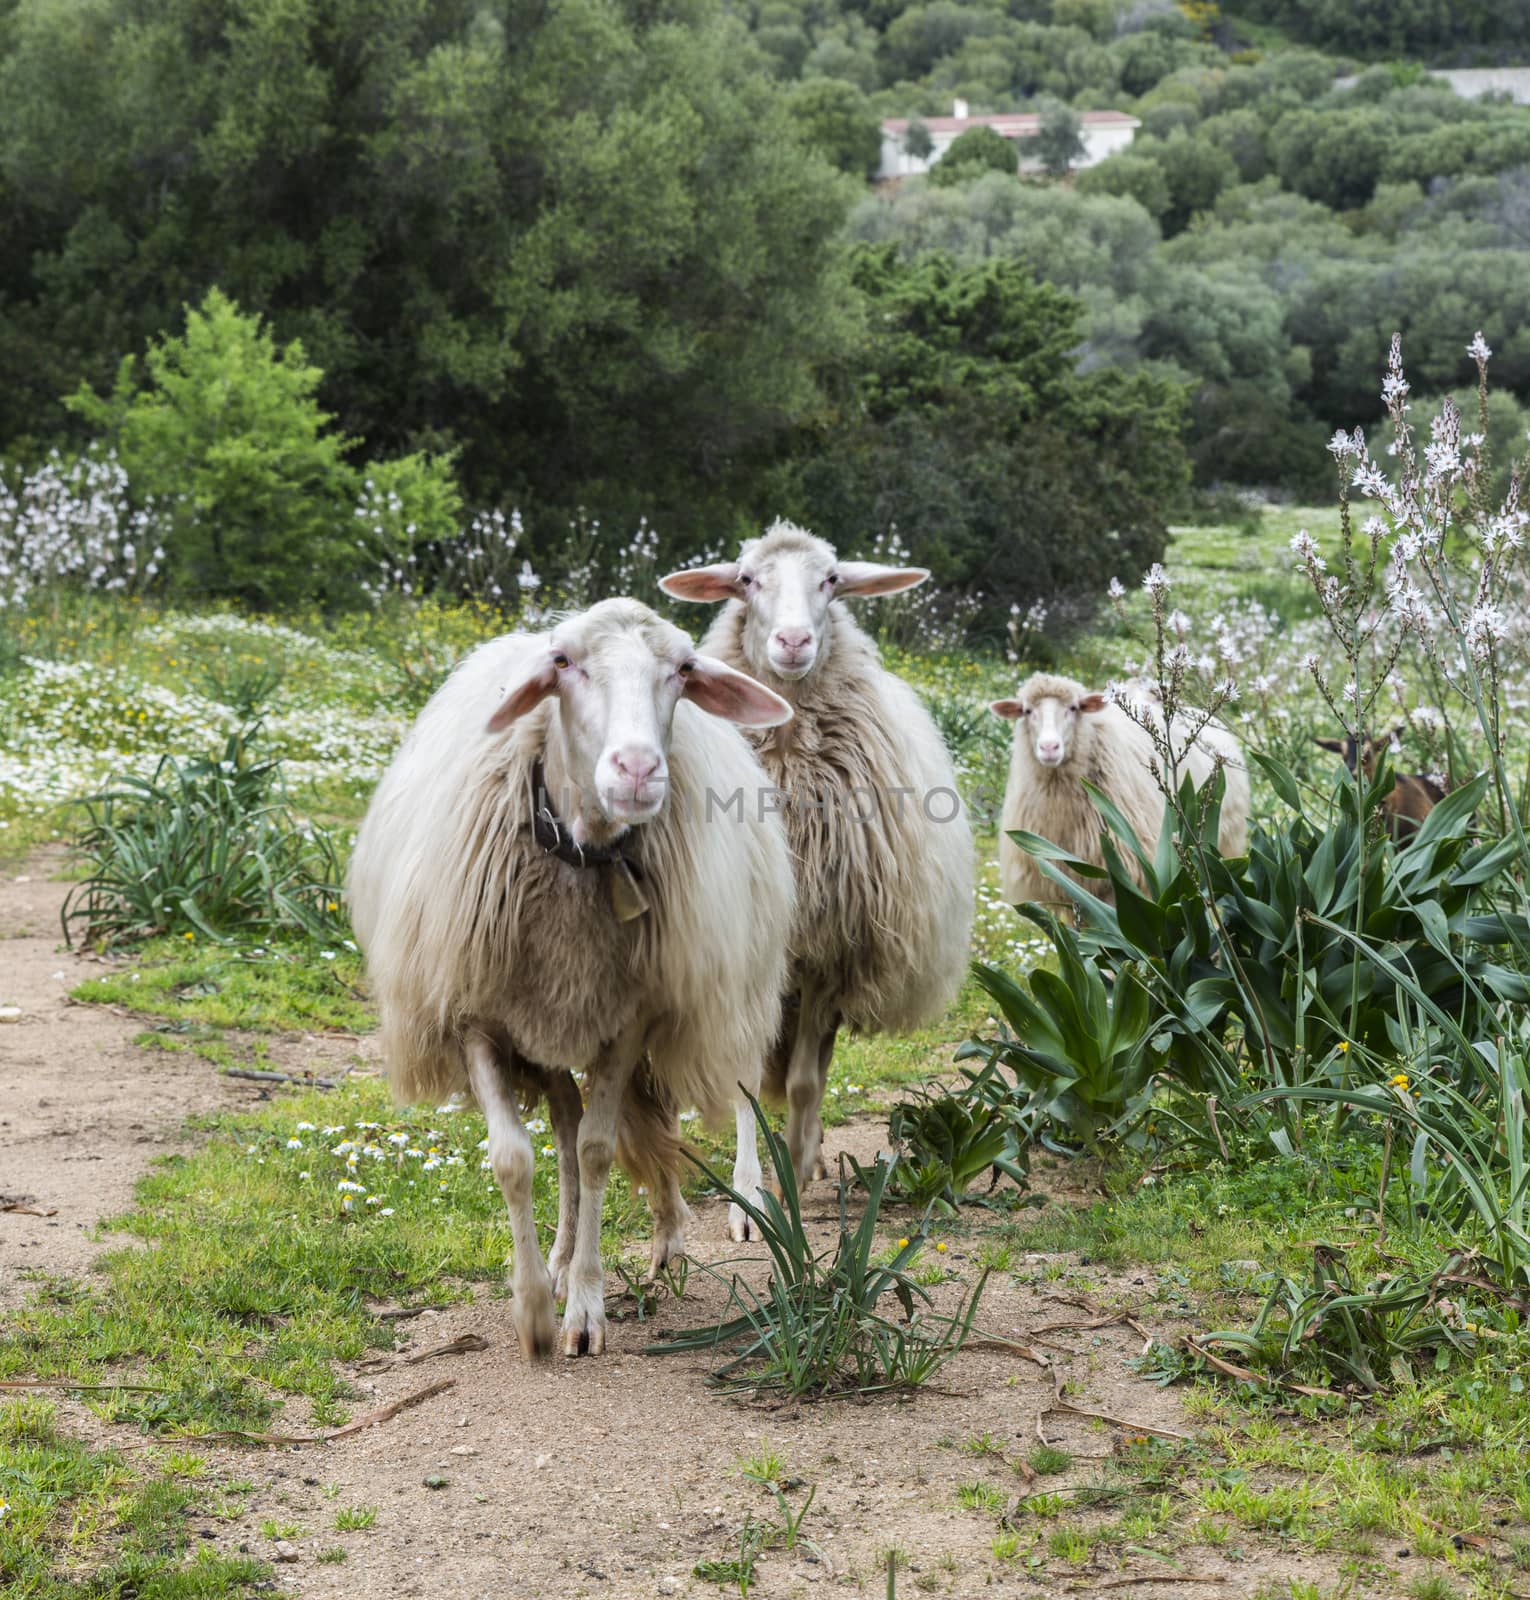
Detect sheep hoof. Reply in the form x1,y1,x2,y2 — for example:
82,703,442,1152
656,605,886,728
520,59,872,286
649,1238,687,1279
511,1282,557,1360
561,1287,607,1357
561,1314,605,1358
727,1204,753,1243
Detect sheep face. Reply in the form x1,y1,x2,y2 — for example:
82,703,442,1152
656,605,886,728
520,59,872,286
1314,730,1401,781
659,520,928,682
991,677,1107,770
486,599,791,830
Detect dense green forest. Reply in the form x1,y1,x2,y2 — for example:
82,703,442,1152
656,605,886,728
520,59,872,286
3,0,1530,614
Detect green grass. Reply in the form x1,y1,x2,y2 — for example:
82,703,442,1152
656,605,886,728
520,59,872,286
0,1396,267,1598
73,936,372,1035
0,1078,659,1436
956,1148,1530,1596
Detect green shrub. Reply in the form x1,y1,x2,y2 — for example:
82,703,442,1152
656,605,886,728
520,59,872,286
69,290,356,606
68,290,459,607
787,78,881,177
971,764,1527,1161
964,914,1162,1156
63,723,347,948
930,126,1017,188
1032,98,1084,178
774,246,1189,630
886,1077,1031,1214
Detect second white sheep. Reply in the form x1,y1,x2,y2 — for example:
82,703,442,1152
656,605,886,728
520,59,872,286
662,521,975,1185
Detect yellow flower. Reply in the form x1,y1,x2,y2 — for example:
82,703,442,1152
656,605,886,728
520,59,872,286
327,901,338,912
1390,1072,1409,1089
935,1241,947,1254
182,932,195,941
1337,1041,1350,1054
898,1237,910,1249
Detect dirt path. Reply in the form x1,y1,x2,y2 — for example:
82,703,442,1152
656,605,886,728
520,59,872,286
0,859,1352,1599
0,854,272,1305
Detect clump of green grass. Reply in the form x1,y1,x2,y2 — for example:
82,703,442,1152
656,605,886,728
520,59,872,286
737,1443,787,1485
63,722,347,948
334,1504,377,1530
1046,1527,1091,1564
1027,1445,1071,1476
649,1100,987,1396
956,1481,1007,1514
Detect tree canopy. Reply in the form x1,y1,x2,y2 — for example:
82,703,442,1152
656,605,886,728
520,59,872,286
0,0,860,542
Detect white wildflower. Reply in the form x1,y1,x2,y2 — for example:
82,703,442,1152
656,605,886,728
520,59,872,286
1327,429,1360,459
1464,601,1508,658
1353,463,1389,499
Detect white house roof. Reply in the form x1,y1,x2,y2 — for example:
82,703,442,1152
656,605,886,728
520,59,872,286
881,109,1140,135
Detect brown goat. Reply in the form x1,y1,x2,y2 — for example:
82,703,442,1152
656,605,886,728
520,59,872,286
1313,730,1446,841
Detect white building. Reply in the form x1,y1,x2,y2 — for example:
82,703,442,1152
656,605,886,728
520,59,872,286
878,101,1140,182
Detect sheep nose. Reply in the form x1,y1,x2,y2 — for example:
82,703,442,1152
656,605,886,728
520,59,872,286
612,747,662,786
773,629,812,653
1038,739,1061,760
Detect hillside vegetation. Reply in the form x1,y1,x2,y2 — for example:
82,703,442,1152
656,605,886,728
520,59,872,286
4,0,1530,615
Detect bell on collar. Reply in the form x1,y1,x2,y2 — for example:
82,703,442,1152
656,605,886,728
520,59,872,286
609,859,651,922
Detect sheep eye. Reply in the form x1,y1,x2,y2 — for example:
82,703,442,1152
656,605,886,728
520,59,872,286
739,573,754,588
826,572,840,586
552,651,570,669
678,660,695,677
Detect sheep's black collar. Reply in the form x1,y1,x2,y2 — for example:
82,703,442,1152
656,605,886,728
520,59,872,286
529,759,637,867
529,759,650,920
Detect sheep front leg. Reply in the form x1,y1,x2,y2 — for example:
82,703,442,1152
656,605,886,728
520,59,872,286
562,1019,645,1358
543,1068,583,1300
783,978,837,1186
465,1031,556,1360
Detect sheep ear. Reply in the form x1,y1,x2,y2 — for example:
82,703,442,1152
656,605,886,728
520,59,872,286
683,655,793,728
1078,693,1107,714
834,561,929,597
990,699,1024,720
486,654,558,732
1313,737,1344,753
659,564,741,603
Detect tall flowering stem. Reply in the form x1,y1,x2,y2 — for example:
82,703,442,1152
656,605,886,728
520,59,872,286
1349,334,1529,852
